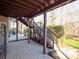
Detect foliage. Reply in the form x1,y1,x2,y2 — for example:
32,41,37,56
48,11,56,26
37,22,43,27
49,25,64,38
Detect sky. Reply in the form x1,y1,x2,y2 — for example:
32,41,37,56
34,0,79,25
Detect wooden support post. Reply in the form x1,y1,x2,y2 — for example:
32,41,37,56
21,23,22,34
28,18,33,43
33,20,35,39
33,28,34,39
31,19,34,38
16,19,18,41
28,18,30,43
4,24,6,59
30,18,33,38
43,11,47,54
30,28,31,38
31,19,35,39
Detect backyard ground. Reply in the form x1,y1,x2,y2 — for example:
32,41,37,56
58,37,79,59
60,37,79,49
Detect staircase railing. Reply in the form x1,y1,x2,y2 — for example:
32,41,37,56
33,22,56,49
33,22,56,39
18,17,56,49
33,22,44,37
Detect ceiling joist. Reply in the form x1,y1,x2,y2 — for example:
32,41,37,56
0,2,34,12
0,0,74,18
1,0,37,11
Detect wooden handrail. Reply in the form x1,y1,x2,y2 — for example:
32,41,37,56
33,22,55,41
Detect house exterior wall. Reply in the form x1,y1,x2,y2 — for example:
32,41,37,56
0,15,8,22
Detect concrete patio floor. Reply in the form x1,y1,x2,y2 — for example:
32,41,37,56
6,40,53,59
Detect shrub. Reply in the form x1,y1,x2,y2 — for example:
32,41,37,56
49,25,64,38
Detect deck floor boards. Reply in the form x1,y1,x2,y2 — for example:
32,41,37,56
6,40,53,59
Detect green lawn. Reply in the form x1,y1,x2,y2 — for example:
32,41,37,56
60,37,79,49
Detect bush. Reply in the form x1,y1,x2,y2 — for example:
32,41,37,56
49,25,64,38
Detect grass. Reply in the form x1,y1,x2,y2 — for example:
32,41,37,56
60,37,79,49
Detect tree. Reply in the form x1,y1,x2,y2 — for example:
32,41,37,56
49,11,56,27
37,22,42,27
52,25,64,38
